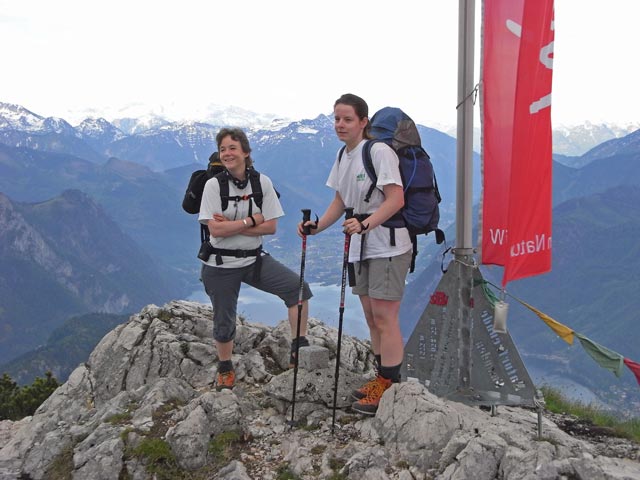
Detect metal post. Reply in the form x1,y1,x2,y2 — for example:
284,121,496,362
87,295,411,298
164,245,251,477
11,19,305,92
455,0,476,255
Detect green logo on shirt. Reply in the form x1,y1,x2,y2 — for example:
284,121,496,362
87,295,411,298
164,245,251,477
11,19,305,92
356,173,366,182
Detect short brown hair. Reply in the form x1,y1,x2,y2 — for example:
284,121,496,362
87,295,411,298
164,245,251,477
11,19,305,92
216,127,254,168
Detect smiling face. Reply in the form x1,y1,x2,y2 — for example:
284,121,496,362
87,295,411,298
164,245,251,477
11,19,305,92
219,134,249,177
334,103,368,150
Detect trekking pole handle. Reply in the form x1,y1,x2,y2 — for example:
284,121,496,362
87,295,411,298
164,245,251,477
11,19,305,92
301,209,312,236
344,207,354,221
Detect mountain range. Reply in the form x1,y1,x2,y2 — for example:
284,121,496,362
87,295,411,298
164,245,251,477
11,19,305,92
0,189,181,365
0,101,639,415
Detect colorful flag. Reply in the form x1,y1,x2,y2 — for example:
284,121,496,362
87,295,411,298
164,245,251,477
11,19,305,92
624,358,640,386
520,301,574,345
576,333,624,378
481,0,555,286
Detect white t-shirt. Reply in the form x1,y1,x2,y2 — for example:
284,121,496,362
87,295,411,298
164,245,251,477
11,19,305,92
199,172,284,268
326,139,412,262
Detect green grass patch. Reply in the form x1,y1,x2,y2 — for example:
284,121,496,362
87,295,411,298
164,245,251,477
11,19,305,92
157,310,173,322
44,445,74,480
132,437,175,465
310,445,326,455
337,415,359,425
328,456,346,472
105,411,132,425
541,385,640,442
131,438,185,479
208,430,243,465
275,463,300,480
301,423,321,431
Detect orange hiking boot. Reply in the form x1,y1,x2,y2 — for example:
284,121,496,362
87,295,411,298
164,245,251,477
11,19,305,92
351,375,393,416
215,370,235,391
351,375,383,401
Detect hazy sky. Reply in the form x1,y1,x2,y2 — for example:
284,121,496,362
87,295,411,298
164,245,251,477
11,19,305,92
1,0,638,127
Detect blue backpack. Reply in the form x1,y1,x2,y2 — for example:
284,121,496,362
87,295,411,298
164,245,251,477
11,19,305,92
340,107,444,272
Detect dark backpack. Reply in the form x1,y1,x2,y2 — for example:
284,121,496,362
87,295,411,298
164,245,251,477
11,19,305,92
182,152,225,243
182,152,224,215
339,107,444,272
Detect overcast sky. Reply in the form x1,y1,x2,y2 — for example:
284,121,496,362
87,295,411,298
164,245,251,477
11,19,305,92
1,0,638,128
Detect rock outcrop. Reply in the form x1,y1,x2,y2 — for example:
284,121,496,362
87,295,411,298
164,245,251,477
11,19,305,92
0,300,638,479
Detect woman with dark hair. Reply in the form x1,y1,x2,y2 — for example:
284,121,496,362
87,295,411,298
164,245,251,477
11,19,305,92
200,127,313,390
299,94,410,415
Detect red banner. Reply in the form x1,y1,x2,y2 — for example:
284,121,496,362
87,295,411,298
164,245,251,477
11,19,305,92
481,0,554,286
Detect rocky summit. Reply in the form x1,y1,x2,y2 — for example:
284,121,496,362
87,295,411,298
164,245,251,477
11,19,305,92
0,300,638,480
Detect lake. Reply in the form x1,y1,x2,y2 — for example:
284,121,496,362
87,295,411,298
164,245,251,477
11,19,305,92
188,282,369,340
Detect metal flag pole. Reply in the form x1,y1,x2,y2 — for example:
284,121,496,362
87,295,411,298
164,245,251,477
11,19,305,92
456,0,476,257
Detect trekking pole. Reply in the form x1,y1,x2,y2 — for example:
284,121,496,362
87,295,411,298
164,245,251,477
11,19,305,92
331,207,354,434
289,208,312,428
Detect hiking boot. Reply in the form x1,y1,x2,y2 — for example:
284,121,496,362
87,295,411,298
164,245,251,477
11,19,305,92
215,370,235,391
289,336,310,368
351,375,393,416
351,375,383,400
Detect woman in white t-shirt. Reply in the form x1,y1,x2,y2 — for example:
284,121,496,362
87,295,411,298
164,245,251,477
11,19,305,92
299,94,411,415
200,128,313,391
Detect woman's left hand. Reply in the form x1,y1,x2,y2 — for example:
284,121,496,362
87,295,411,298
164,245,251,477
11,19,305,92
342,218,366,235
213,213,227,222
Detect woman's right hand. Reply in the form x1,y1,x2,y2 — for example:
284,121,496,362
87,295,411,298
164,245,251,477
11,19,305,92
297,220,317,238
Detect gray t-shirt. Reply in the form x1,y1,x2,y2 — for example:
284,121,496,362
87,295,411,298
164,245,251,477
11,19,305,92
327,139,412,262
199,173,284,268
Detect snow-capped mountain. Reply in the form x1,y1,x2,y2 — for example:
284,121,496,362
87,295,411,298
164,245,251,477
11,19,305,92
66,101,289,134
105,121,222,169
2,100,638,170
552,121,640,161
0,102,76,135
443,122,640,160
75,118,126,152
250,114,334,147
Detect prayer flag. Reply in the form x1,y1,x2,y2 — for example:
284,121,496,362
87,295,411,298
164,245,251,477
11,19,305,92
624,358,640,386
576,333,624,378
520,301,574,344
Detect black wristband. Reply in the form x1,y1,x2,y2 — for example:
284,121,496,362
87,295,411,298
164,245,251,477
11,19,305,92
249,215,257,227
359,220,369,233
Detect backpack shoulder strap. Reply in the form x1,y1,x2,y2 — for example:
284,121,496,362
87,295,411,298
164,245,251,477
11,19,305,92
338,145,346,163
214,171,230,211
248,168,263,210
338,140,383,203
362,139,383,203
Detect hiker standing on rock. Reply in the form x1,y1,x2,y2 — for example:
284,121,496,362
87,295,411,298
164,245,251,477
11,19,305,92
200,127,313,391
297,94,411,415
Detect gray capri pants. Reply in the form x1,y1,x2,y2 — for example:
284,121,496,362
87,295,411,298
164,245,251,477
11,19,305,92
201,253,313,343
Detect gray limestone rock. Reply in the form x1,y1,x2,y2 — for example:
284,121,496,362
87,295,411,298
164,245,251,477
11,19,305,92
0,300,638,480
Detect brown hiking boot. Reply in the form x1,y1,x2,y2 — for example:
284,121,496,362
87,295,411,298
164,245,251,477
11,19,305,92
351,375,383,400
351,375,393,416
215,370,235,391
